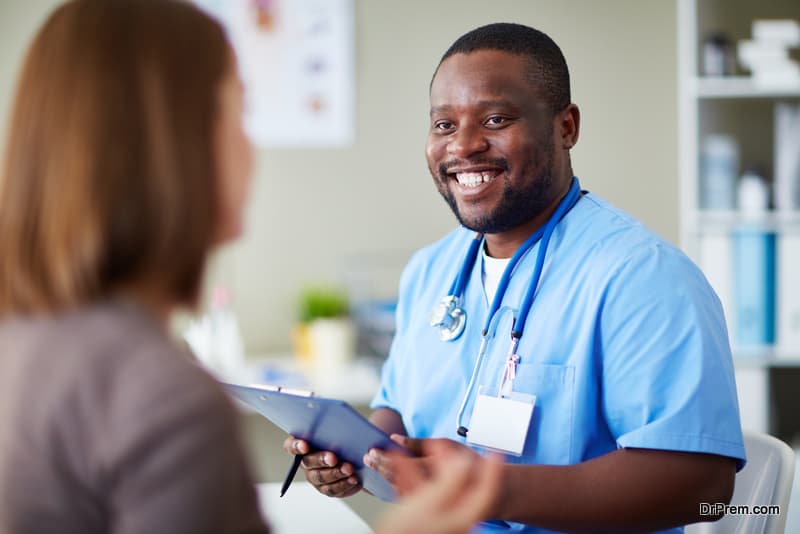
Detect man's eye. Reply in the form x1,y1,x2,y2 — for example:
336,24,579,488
434,121,454,131
485,116,506,126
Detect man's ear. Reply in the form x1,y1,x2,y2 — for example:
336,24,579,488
558,104,580,150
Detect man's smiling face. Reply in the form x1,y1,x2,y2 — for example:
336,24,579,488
425,49,562,235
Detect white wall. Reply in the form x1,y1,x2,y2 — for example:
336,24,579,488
0,0,62,151
0,0,678,352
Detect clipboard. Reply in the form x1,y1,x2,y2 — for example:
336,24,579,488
225,383,407,502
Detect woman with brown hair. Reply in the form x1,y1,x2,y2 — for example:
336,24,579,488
0,1,265,532
0,1,500,533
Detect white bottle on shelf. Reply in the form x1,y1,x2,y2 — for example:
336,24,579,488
737,167,770,214
701,134,739,210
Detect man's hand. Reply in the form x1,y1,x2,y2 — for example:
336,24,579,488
282,436,361,498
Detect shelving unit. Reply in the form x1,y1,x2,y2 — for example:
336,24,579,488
694,76,800,99
678,0,800,438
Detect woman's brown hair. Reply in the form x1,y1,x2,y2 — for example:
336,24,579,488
0,0,230,315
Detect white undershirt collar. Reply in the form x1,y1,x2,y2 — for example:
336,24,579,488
481,245,511,305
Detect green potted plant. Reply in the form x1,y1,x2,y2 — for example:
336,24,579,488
292,286,355,376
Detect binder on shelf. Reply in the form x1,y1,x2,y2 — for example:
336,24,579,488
732,228,776,350
699,232,733,333
734,367,769,433
774,103,800,212
777,234,800,357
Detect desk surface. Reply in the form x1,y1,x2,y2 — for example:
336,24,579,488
258,482,373,534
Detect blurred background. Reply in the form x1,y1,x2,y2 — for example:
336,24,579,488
0,0,679,355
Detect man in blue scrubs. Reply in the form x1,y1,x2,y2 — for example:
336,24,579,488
285,23,745,532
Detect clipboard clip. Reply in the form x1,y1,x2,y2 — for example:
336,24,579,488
248,383,316,397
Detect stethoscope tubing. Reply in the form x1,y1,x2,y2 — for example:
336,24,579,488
452,178,583,436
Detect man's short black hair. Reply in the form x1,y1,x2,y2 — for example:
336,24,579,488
437,22,571,115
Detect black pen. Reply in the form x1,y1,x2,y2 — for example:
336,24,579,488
280,453,304,497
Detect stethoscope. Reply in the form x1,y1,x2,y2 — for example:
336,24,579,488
428,178,582,437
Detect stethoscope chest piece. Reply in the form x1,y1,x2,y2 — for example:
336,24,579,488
430,295,466,341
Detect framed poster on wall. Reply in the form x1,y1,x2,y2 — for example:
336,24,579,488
195,0,355,148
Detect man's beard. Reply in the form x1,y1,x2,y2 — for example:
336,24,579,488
433,150,556,234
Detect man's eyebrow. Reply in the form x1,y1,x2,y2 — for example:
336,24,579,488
430,100,517,116
476,99,515,108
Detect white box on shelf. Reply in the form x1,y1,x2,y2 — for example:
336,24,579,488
777,234,800,357
738,40,790,67
753,19,800,46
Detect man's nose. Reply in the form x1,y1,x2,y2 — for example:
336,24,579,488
446,125,489,158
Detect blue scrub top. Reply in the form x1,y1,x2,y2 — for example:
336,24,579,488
372,187,746,534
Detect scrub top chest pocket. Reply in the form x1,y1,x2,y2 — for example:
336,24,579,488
462,361,577,465
463,309,577,464
511,362,576,465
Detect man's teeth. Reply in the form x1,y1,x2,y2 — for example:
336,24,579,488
455,172,496,187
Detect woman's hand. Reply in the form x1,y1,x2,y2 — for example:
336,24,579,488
372,437,503,534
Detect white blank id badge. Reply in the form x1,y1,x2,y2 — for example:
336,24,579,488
466,385,535,456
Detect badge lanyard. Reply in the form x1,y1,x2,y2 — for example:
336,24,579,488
454,178,582,437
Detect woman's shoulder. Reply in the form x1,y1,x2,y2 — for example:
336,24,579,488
0,300,259,534
0,299,234,435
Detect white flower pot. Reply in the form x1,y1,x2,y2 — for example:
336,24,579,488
307,317,356,379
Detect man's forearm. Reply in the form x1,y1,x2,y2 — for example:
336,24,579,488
494,448,736,533
369,407,407,437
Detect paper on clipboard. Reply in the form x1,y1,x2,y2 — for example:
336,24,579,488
224,382,406,502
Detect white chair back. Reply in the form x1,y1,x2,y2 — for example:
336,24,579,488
685,431,795,534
